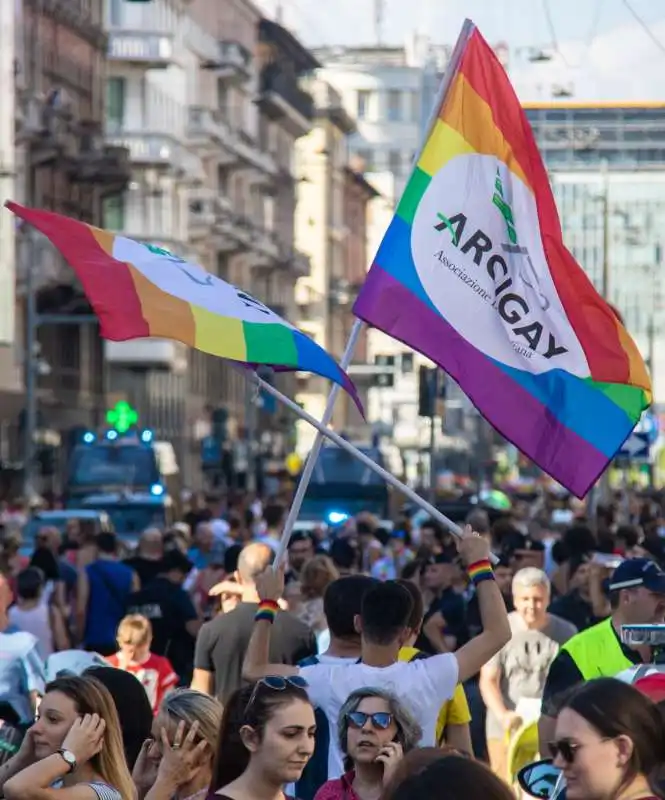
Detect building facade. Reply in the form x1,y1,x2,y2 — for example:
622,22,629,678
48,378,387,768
101,0,317,486
2,0,130,486
293,77,356,449
525,102,665,403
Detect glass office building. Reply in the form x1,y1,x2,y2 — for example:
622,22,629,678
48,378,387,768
524,104,665,399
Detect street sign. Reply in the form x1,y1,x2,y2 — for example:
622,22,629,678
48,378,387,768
634,410,659,444
617,431,651,461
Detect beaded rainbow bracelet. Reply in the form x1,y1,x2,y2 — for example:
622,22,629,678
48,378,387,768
467,559,494,587
255,599,280,624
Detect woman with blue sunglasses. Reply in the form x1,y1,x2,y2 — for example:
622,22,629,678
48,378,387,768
313,688,421,800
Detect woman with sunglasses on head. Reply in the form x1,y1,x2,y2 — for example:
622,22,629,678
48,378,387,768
132,688,223,800
314,688,422,800
209,676,316,800
0,674,134,800
551,677,665,800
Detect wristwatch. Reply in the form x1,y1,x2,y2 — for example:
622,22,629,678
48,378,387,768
57,749,77,773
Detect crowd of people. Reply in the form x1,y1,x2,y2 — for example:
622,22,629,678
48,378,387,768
1,489,665,800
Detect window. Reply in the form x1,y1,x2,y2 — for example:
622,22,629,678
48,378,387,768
388,150,402,174
217,80,228,115
357,90,371,120
105,77,125,131
108,0,122,26
356,149,373,171
387,90,402,122
102,194,124,231
411,91,420,122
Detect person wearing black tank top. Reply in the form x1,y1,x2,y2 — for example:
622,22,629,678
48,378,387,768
208,677,315,800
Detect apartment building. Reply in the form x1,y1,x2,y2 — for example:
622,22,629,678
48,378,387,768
102,0,317,484
2,0,130,472
293,77,378,451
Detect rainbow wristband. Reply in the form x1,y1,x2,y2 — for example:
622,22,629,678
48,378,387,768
255,600,279,624
467,559,494,587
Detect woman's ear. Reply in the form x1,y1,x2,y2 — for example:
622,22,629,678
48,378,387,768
239,725,260,754
615,734,635,768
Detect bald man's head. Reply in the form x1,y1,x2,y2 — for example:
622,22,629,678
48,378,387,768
139,527,164,558
237,543,274,584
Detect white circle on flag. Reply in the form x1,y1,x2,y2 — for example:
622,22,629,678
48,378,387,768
410,154,589,377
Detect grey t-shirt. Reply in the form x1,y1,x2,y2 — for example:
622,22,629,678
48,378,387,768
485,611,577,740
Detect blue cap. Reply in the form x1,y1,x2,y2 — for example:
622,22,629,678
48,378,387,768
608,558,665,594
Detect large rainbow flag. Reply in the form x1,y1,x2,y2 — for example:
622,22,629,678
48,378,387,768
7,202,361,410
353,21,651,497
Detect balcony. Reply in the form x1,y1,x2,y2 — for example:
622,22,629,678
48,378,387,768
105,339,187,371
188,188,217,237
107,31,175,68
187,106,239,165
280,247,311,277
105,130,200,181
233,130,279,177
213,209,253,254
248,227,282,269
257,65,314,138
212,40,253,83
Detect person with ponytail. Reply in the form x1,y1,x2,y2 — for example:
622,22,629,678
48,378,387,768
209,678,315,800
551,677,665,800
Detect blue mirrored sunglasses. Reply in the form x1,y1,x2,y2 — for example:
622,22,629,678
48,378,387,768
244,675,309,717
347,711,393,730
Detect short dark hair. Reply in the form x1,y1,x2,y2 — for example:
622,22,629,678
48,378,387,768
96,532,117,554
324,575,378,639
330,539,357,571
361,581,413,646
396,579,424,631
263,503,285,529
16,567,44,600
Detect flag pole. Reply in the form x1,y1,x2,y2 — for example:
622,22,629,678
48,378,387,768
249,370,498,564
272,318,363,566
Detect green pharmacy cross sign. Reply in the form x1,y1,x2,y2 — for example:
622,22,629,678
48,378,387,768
106,401,139,434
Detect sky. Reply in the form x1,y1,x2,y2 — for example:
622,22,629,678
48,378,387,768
255,0,665,101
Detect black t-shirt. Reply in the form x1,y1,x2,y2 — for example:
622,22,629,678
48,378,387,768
540,623,642,716
127,577,198,683
415,587,469,654
194,603,317,703
123,556,163,589
548,591,602,633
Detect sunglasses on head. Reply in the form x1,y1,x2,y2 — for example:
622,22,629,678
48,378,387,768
347,711,393,730
244,675,308,717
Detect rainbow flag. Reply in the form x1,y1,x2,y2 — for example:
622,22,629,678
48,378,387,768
8,202,361,409
353,21,651,497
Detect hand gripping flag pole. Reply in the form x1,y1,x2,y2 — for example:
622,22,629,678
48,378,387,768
248,368,499,565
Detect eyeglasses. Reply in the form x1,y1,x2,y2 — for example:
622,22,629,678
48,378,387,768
548,738,609,764
347,711,393,730
244,675,308,718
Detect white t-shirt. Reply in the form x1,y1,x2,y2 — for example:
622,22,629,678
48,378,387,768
298,653,459,779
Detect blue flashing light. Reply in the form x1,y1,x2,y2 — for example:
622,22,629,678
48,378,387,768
140,429,154,444
106,430,119,441
150,483,164,497
82,431,96,444
327,510,350,526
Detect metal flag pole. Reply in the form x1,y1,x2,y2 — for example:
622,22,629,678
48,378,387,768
249,369,498,564
273,318,363,565
270,17,478,566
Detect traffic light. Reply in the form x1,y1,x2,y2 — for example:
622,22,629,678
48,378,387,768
418,367,446,417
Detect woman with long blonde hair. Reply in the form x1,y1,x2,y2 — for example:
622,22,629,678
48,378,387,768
132,688,223,800
0,674,134,800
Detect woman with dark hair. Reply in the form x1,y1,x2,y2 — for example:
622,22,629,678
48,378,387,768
209,677,315,800
381,752,514,800
85,666,153,770
551,677,665,800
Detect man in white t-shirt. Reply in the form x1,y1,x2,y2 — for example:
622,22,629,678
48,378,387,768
243,527,510,779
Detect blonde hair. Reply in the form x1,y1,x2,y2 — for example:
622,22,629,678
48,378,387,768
116,614,152,647
300,555,339,600
46,675,135,800
159,688,223,749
